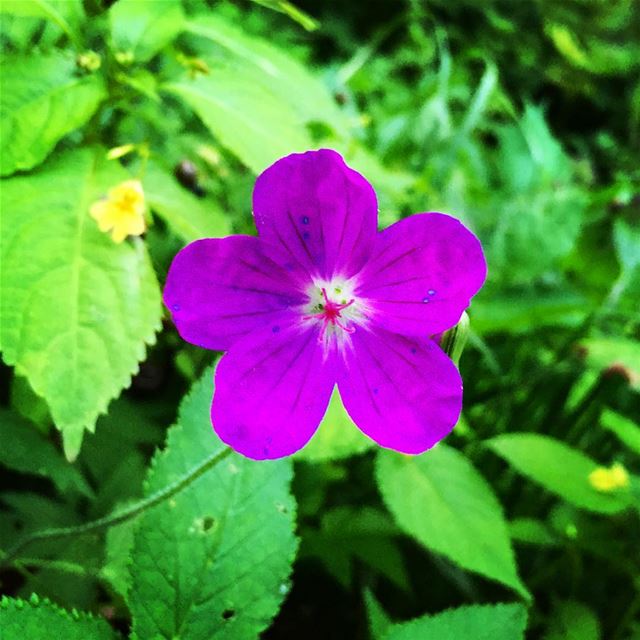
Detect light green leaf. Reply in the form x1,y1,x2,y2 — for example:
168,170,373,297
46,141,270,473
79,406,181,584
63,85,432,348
376,446,528,598
600,409,640,455
0,147,162,460
144,160,231,242
186,15,349,135
579,338,640,391
509,518,558,547
296,389,373,462
487,434,632,514
0,595,118,640
0,409,92,497
164,65,312,174
544,600,600,640
109,0,184,62
383,603,528,640
128,367,298,639
0,0,84,41
0,52,105,177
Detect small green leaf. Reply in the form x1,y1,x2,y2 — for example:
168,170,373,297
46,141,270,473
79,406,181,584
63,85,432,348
0,52,105,177
0,409,92,497
364,589,393,640
579,338,640,391
128,367,298,639
144,160,231,242
0,0,84,41
376,446,528,598
600,409,640,455
487,434,632,514
544,600,600,640
0,595,118,640
383,603,528,640
296,389,373,462
164,66,312,174
109,0,184,62
0,147,162,460
509,518,558,547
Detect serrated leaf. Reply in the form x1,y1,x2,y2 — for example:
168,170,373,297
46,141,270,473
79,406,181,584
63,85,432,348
0,52,105,177
144,160,231,242
544,600,600,640
163,64,312,174
128,366,298,639
296,389,373,462
0,409,92,497
600,409,640,455
0,147,162,460
382,603,527,640
109,0,184,62
0,595,118,640
376,446,528,599
487,434,632,514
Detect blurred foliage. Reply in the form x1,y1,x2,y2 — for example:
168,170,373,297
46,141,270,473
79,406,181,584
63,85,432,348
0,0,639,639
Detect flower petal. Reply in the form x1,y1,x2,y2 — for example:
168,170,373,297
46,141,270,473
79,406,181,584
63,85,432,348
337,327,462,454
253,149,378,280
211,323,336,459
163,236,305,351
357,213,487,335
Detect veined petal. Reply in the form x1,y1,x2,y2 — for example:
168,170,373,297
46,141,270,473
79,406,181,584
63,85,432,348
337,327,462,454
211,323,336,459
253,149,378,280
163,236,304,351
357,213,487,335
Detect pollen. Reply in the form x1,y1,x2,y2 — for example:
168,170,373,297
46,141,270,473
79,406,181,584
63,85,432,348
90,179,146,243
588,462,630,492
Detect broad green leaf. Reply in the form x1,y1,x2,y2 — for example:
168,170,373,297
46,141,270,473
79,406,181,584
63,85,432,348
544,600,600,640
164,65,312,174
128,367,298,639
376,446,528,598
144,160,231,242
0,0,84,41
0,148,162,460
109,0,184,62
0,595,118,640
296,389,373,461
383,603,528,640
0,409,92,497
302,506,408,590
0,53,105,177
579,338,640,391
186,15,350,135
600,409,640,455
487,434,632,514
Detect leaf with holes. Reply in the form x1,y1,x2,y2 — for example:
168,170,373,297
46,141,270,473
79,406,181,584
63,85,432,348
128,366,298,639
0,147,161,460
376,446,529,599
0,52,105,177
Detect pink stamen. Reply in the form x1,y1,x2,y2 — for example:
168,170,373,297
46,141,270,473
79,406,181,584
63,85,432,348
304,287,355,336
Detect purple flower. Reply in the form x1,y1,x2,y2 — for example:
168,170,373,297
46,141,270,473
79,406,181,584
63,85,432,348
164,150,486,460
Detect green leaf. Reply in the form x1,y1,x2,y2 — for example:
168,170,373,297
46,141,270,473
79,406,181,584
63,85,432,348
296,389,373,462
144,160,231,242
376,446,528,598
544,600,600,640
109,0,184,62
164,65,312,174
509,518,558,547
0,409,92,497
579,338,640,391
0,595,118,640
0,147,162,460
383,603,528,640
364,589,393,640
0,52,105,177
487,434,632,514
128,366,298,639
600,409,640,455
0,0,84,41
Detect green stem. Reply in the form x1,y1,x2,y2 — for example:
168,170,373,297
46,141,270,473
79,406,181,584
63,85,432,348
0,447,232,569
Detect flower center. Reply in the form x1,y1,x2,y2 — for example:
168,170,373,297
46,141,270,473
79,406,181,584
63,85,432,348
306,287,355,335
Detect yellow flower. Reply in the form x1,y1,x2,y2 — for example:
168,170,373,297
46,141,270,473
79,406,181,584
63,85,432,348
588,462,630,492
90,179,146,243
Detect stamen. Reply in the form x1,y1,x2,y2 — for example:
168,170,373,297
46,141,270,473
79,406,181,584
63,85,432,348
305,287,356,335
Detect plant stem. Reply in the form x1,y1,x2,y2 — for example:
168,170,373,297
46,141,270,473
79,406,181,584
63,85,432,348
0,447,232,569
